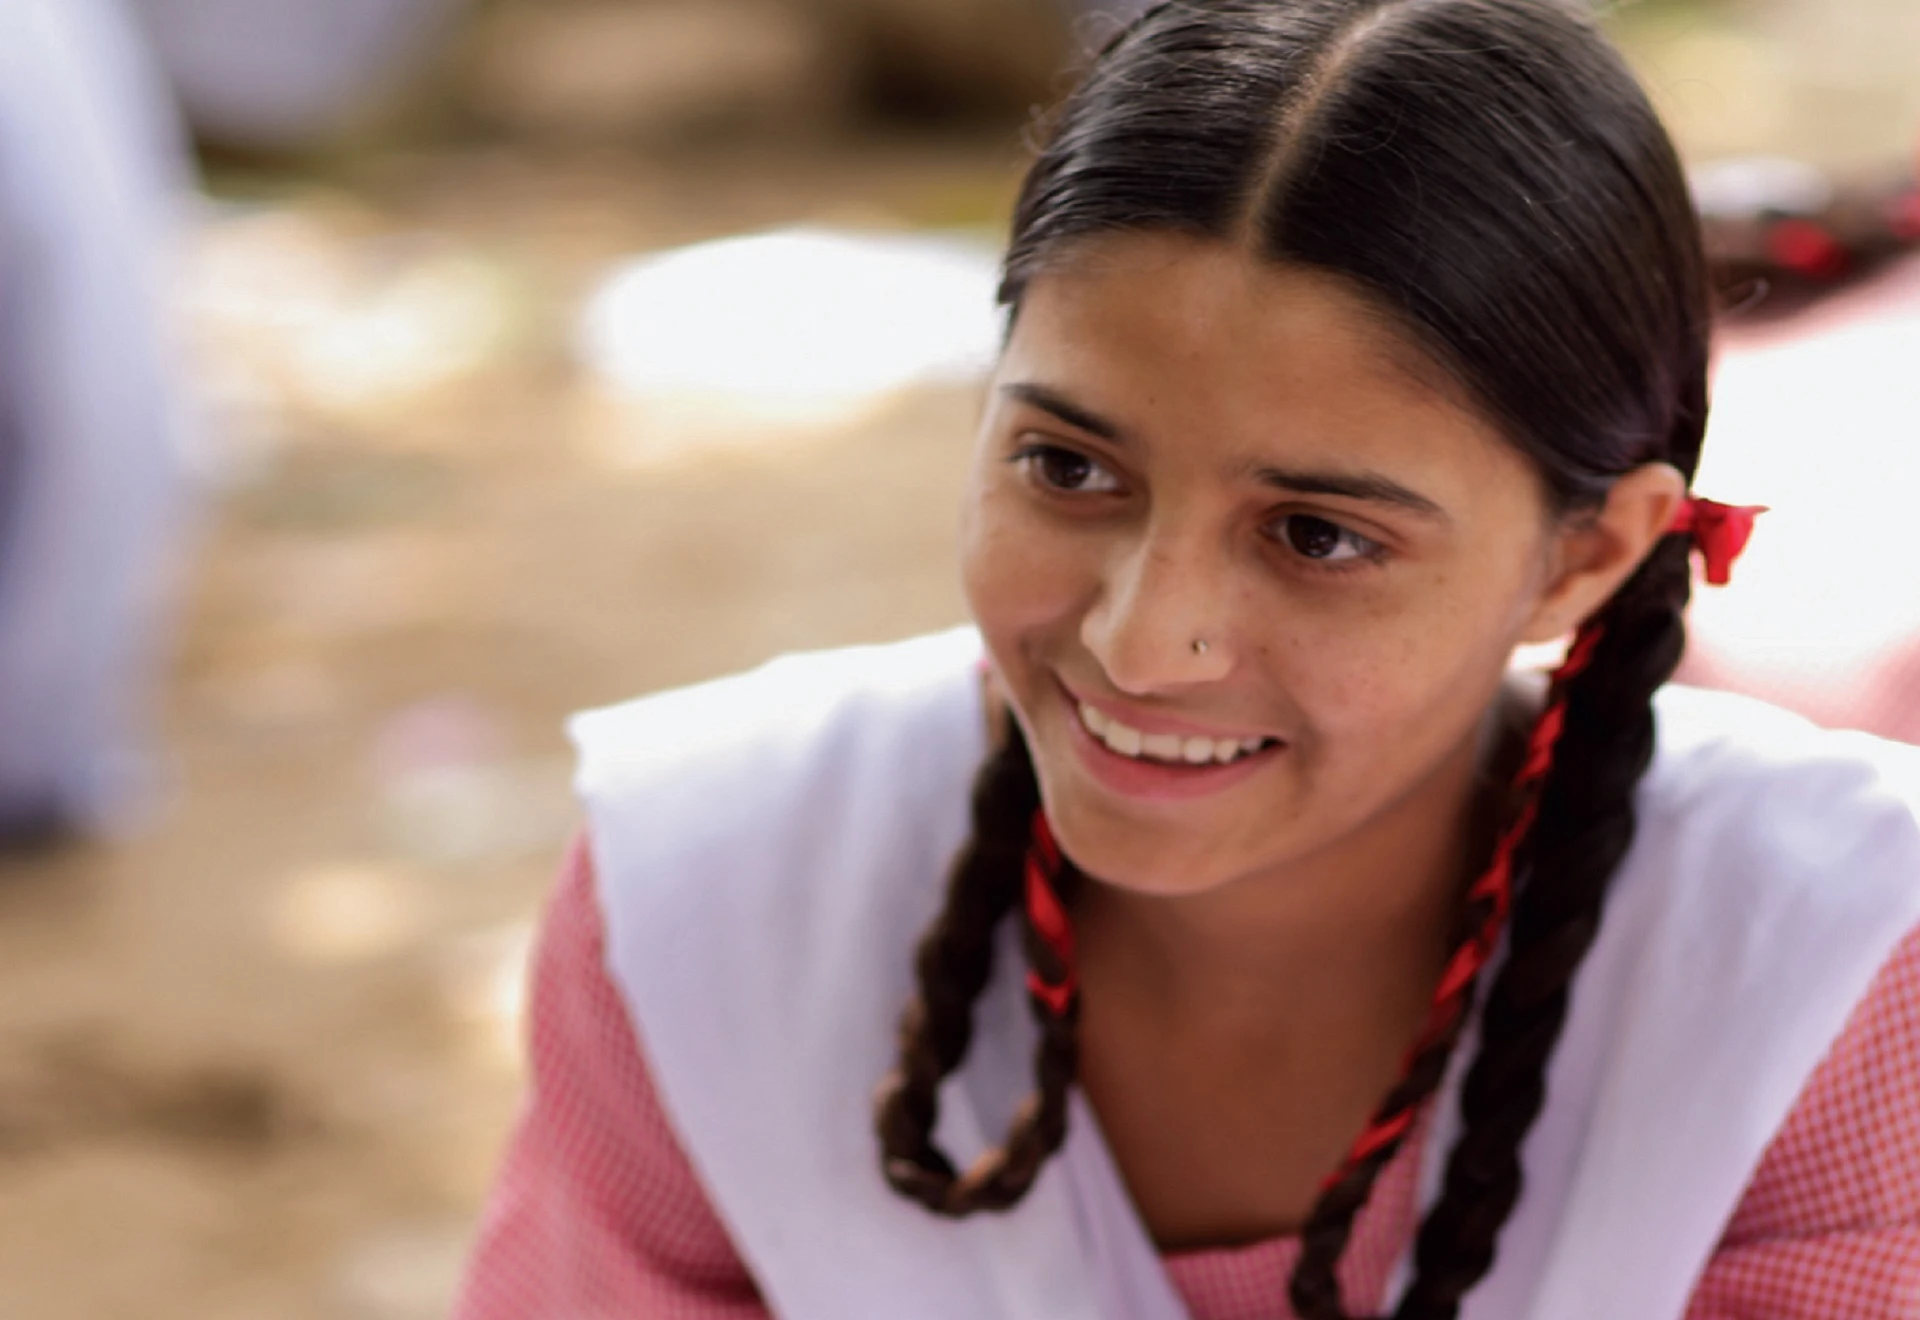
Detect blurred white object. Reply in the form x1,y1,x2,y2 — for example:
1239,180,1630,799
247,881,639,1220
0,0,196,835
373,697,575,865
127,0,467,151
577,227,1002,459
1689,155,1834,221
266,861,425,965
336,1222,475,1320
1685,259,1920,743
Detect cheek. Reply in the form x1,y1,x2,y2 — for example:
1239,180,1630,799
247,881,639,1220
959,481,1091,654
1266,574,1524,759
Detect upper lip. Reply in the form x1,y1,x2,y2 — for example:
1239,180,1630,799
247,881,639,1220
1057,676,1281,745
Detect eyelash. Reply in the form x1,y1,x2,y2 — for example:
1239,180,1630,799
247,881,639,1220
1009,440,1390,575
1264,515,1388,574
1010,442,1124,496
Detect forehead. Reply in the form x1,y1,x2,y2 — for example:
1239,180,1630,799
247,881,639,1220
1000,232,1529,502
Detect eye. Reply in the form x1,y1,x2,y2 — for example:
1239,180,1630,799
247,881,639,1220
1016,443,1123,495
1274,514,1381,564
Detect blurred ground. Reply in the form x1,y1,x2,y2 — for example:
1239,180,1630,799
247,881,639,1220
0,1,1914,1318
0,138,1009,1320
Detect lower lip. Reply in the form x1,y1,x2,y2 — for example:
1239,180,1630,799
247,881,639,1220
1063,696,1284,803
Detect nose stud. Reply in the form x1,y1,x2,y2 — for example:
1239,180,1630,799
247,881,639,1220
1191,639,1210,656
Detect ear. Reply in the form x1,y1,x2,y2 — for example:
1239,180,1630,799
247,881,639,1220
1518,462,1687,645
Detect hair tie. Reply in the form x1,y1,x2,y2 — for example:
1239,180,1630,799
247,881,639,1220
1670,497,1768,586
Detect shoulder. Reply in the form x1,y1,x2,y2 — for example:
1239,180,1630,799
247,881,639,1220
1643,684,1920,888
1619,684,1920,1019
570,626,985,819
567,627,990,1058
569,628,986,891
569,626,989,989
1650,683,1920,803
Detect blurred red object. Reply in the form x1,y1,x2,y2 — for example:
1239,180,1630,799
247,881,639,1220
1695,152,1920,311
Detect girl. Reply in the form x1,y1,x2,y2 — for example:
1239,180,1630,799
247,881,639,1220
458,1,1920,1316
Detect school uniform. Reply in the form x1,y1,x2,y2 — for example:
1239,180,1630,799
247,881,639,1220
459,629,1920,1319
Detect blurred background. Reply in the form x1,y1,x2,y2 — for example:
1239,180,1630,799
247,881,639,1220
0,0,1912,1316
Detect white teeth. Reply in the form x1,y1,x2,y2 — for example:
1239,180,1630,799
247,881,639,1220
1142,733,1183,761
1079,702,1108,737
1079,700,1271,767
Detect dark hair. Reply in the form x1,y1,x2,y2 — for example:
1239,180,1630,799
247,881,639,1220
875,1,1709,1315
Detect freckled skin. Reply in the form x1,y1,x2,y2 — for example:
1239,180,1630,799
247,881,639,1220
957,233,1682,1244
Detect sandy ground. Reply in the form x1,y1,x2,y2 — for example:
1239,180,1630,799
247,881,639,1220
0,1,1915,1315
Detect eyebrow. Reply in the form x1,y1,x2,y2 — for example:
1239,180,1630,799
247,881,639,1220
1248,465,1449,520
1002,380,1449,522
1001,382,1126,443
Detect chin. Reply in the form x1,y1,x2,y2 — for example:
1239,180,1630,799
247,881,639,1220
1042,789,1254,898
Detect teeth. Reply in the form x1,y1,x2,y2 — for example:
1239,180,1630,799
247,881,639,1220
1078,702,1271,767
1142,733,1183,761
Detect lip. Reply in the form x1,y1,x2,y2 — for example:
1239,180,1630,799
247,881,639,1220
1056,679,1285,803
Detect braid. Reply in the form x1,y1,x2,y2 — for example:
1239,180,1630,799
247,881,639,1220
1392,535,1695,1319
1288,1026,1464,1318
875,723,1086,1215
1288,616,1608,1320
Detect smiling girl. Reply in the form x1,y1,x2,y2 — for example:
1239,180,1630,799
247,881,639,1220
457,2,1920,1317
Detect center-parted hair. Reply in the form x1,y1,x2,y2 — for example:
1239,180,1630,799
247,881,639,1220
874,2,1711,1316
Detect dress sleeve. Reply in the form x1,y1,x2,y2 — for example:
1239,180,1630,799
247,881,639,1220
1684,919,1920,1318
453,837,770,1320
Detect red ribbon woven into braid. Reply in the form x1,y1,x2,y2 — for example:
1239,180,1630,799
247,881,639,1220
1325,621,1604,1190
1024,811,1078,1016
1349,1109,1417,1164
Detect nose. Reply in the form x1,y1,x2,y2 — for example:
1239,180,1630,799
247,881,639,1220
1079,524,1236,694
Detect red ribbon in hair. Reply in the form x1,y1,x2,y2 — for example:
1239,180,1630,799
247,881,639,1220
1024,811,1078,1016
1670,497,1768,587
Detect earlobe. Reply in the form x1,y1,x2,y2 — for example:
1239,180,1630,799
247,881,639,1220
1517,462,1688,644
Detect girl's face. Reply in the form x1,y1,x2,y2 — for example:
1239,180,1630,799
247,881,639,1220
961,232,1589,897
